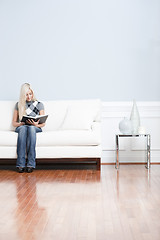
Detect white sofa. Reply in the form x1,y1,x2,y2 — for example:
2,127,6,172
0,99,101,169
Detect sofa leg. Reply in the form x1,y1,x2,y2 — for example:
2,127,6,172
96,158,101,170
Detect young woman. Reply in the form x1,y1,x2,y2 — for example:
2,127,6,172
12,83,45,173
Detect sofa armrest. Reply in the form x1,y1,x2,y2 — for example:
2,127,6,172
91,122,101,145
91,121,101,131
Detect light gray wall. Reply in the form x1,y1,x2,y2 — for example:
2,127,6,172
0,0,160,101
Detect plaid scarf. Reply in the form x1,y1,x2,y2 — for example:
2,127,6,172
26,100,40,117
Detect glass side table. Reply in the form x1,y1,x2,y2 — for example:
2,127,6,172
115,134,151,169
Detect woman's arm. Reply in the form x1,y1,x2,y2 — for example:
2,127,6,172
12,110,25,127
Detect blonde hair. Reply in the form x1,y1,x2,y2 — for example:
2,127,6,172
18,83,37,120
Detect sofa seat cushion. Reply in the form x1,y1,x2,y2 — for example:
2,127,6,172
0,130,100,147
37,130,100,146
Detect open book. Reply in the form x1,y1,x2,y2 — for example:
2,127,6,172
21,115,48,125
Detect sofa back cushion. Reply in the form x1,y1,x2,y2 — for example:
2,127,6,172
0,99,101,131
42,101,68,131
43,99,101,131
0,101,16,131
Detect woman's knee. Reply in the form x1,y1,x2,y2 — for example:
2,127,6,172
15,125,27,134
28,126,36,135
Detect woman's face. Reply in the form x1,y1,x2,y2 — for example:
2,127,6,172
26,89,33,101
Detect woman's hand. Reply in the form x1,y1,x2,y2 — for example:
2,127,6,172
26,119,40,127
19,122,25,126
16,122,25,127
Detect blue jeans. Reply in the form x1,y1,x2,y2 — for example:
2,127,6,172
15,125,42,168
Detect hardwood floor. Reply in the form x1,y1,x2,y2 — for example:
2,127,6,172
0,164,160,240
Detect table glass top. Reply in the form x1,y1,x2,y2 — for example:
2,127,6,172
116,134,150,137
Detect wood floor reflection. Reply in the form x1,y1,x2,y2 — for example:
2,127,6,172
0,164,160,240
